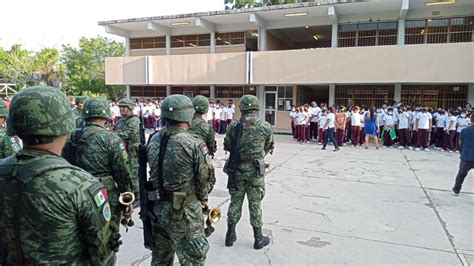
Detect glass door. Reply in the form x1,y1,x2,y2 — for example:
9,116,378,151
264,91,277,126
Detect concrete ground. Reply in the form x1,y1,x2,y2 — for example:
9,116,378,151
117,134,473,265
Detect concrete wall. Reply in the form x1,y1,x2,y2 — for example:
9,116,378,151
148,52,248,85
105,57,147,85
215,45,246,53
251,42,474,85
171,47,211,55
266,31,292,51
130,49,166,56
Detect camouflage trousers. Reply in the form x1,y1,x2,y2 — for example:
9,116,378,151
129,162,139,201
151,201,209,265
227,177,265,227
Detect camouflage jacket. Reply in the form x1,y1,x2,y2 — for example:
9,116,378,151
189,114,217,157
62,122,134,201
0,149,114,265
224,112,274,178
0,126,21,159
147,126,214,201
73,108,85,128
113,115,140,172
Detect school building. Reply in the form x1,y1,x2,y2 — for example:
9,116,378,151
100,0,474,131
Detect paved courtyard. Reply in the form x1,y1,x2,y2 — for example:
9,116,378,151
117,134,473,265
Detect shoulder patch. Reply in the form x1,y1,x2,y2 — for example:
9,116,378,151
201,146,209,157
8,136,19,144
93,188,108,207
119,142,126,151
102,202,112,222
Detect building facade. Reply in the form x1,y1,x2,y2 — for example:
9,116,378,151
100,0,474,131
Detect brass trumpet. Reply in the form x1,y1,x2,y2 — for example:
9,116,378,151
119,192,135,228
202,201,221,237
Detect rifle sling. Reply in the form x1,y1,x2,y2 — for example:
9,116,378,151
157,133,170,193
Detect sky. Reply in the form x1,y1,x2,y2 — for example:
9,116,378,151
0,0,224,51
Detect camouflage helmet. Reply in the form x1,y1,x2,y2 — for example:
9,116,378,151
192,95,209,113
118,98,134,111
0,99,7,117
161,94,194,122
239,95,260,111
75,96,87,104
82,97,111,120
7,86,75,137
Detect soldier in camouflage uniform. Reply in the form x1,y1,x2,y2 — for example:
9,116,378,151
62,97,135,264
224,95,274,250
73,96,87,128
147,94,215,265
0,86,120,265
0,99,21,159
114,98,141,202
189,95,218,237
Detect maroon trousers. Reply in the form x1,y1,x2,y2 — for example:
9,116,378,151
305,125,311,141
291,121,296,139
297,125,305,142
335,128,345,146
399,128,412,147
417,129,429,149
318,128,325,143
435,127,444,147
383,129,394,146
351,126,361,146
442,130,456,151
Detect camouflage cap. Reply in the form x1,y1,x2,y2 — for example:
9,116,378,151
118,98,134,111
192,95,209,113
82,97,111,120
239,95,260,111
0,99,7,117
7,86,75,137
75,96,87,104
161,94,195,122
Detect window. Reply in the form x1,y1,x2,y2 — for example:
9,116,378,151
130,86,166,98
216,32,245,45
338,21,397,47
406,16,474,45
171,34,211,48
335,85,395,107
171,86,210,97
277,86,293,111
130,37,166,50
215,86,256,98
401,85,468,109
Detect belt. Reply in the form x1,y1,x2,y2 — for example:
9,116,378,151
159,191,199,204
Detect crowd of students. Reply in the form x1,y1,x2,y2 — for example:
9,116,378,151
289,101,473,152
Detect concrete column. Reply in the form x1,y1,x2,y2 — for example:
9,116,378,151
329,84,336,106
468,83,474,105
259,28,267,51
126,85,131,98
397,19,405,45
394,83,402,102
166,85,172,96
258,85,265,119
331,22,338,48
166,35,171,55
125,37,130,56
210,32,216,53
210,85,216,99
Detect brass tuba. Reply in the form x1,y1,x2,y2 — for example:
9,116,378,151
208,206,221,224
202,201,221,237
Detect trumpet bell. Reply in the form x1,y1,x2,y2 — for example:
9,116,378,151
119,192,135,206
209,207,221,223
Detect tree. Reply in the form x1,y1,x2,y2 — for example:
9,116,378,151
62,37,126,99
0,45,33,88
31,48,63,87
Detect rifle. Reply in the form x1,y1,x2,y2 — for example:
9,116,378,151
138,107,156,250
225,122,243,191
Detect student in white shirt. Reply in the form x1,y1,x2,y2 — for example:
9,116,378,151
434,108,446,148
225,101,235,129
442,109,457,152
397,107,412,149
456,110,471,151
321,106,340,151
318,109,327,144
213,102,222,133
350,106,362,146
416,107,432,151
296,107,308,144
383,107,396,147
308,101,321,142
289,106,297,140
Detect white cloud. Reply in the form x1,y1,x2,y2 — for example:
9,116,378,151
0,0,223,51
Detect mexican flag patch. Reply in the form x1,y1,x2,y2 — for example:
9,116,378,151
201,146,209,156
119,143,126,150
8,136,19,144
94,188,108,207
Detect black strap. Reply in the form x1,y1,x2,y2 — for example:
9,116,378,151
157,133,170,191
13,182,24,265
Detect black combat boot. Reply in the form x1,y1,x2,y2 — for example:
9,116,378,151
253,227,270,250
225,223,237,247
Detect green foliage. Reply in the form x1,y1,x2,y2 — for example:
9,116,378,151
62,37,126,100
